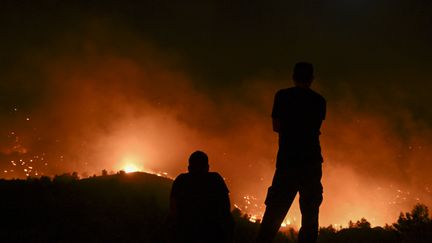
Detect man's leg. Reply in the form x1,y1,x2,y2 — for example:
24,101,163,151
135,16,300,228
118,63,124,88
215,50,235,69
256,204,290,243
256,169,298,243
298,166,323,243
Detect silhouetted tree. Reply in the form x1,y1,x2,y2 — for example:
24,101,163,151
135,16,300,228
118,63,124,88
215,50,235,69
349,218,371,229
319,219,398,243
318,225,337,243
72,171,79,180
53,173,79,183
39,175,52,185
393,204,432,243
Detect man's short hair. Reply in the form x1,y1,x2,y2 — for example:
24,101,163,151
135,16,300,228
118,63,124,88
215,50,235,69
293,62,314,83
188,151,209,173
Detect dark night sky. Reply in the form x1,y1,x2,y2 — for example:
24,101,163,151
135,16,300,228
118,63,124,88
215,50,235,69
2,1,431,94
1,0,432,226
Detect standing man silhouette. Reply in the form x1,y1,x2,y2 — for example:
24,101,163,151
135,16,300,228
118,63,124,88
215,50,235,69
169,151,233,243
257,62,326,243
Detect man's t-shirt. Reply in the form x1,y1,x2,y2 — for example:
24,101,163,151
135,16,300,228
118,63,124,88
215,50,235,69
272,87,326,168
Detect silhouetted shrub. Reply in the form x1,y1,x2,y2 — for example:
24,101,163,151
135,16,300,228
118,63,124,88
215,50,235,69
393,204,432,243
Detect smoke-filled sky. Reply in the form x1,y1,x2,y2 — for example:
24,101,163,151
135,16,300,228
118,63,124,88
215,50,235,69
1,0,432,227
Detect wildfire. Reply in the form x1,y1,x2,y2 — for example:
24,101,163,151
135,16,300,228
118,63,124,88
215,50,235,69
123,164,141,173
119,155,144,173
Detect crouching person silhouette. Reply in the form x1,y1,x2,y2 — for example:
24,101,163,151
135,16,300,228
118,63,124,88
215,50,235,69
169,151,234,243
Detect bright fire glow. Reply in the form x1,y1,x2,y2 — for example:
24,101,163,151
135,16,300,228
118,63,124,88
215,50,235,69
123,163,141,173
120,156,144,173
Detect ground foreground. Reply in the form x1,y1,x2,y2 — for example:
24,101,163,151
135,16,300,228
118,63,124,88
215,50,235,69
1,172,431,243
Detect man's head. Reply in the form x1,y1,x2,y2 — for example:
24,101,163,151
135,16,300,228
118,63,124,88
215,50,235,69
293,62,314,87
188,150,209,174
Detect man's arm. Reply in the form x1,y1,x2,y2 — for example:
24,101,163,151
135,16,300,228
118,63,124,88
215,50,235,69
272,118,281,133
271,91,282,133
169,178,180,219
214,173,231,214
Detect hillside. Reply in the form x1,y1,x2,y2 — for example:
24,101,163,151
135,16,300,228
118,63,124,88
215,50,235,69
0,172,172,242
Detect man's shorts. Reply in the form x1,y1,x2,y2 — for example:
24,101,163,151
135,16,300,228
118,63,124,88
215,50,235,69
265,164,323,206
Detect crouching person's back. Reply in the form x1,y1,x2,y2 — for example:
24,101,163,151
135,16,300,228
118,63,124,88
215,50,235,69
170,151,233,243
